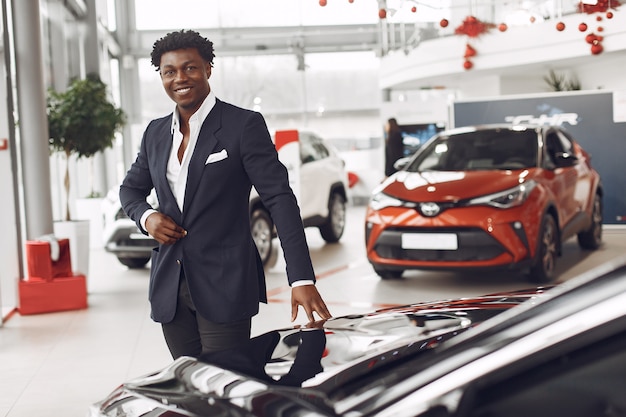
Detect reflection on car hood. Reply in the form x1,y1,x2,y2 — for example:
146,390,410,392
382,169,533,202
91,288,548,417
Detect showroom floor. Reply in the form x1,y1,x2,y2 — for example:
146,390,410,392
1,204,626,417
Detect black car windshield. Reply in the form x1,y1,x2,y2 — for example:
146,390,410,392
406,128,538,172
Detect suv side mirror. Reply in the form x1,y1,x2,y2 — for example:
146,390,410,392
394,157,411,171
554,152,578,167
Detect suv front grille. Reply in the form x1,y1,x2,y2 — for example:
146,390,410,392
374,228,505,262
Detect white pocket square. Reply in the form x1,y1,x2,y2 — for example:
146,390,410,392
205,149,228,164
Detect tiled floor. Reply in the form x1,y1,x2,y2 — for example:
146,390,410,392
1,204,625,417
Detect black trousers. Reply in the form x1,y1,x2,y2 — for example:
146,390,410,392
161,271,251,359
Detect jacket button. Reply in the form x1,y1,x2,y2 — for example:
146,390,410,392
176,259,181,265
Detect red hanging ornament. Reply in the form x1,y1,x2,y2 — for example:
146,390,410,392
411,6,417,13
585,33,599,44
454,15,496,38
591,42,604,55
378,8,387,19
607,11,614,18
556,22,566,31
498,23,508,32
596,15,603,21
348,0,354,2
463,59,473,70
464,43,477,58
319,0,327,6
578,22,588,31
597,26,604,32
530,16,536,23
578,0,622,14
440,18,449,28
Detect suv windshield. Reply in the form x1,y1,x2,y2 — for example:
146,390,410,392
406,128,538,172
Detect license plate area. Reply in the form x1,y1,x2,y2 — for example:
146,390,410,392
401,233,458,250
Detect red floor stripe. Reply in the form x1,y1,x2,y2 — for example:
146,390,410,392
266,262,402,310
266,263,350,298
2,308,18,323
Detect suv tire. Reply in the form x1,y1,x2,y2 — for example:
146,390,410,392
251,208,273,266
528,214,558,283
118,256,150,269
319,191,346,243
578,193,603,250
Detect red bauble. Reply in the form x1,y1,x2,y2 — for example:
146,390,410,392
585,33,598,44
579,22,588,32
607,11,614,18
411,6,417,13
598,26,604,32
454,15,496,37
463,60,473,70
579,0,622,14
348,0,354,2
319,0,327,6
464,44,477,58
498,23,508,32
378,8,386,19
591,43,603,55
440,18,449,28
530,16,536,23
556,22,566,31
596,16,603,21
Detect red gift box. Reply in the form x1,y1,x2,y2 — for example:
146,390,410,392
18,239,88,315
25,239,73,281
18,275,87,315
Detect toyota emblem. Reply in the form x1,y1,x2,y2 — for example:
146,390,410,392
419,202,441,217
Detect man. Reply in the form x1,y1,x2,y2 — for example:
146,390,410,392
384,117,404,177
120,30,331,359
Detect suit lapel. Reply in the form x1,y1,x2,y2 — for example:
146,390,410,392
154,119,181,216
183,101,222,214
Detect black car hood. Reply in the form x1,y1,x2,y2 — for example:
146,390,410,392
94,289,547,416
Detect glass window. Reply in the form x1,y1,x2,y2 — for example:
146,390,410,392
134,0,379,30
545,130,564,165
137,50,380,134
299,133,329,164
408,129,537,172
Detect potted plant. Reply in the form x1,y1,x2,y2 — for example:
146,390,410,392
47,72,126,220
47,73,126,275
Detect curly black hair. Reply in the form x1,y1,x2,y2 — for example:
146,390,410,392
150,30,215,70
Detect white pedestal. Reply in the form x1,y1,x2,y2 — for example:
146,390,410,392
76,198,104,249
53,220,91,277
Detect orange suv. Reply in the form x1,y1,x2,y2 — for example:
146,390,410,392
365,124,603,282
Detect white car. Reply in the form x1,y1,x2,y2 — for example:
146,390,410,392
102,130,349,268
250,130,350,265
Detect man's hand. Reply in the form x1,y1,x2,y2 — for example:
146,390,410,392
145,212,187,245
291,285,332,323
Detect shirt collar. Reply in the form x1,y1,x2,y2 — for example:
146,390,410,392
170,91,217,135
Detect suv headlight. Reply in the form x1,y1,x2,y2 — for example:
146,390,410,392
467,180,537,209
369,192,415,211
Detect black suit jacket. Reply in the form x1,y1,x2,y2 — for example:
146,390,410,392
120,99,315,323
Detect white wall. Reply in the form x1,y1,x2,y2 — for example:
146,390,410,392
379,10,626,96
